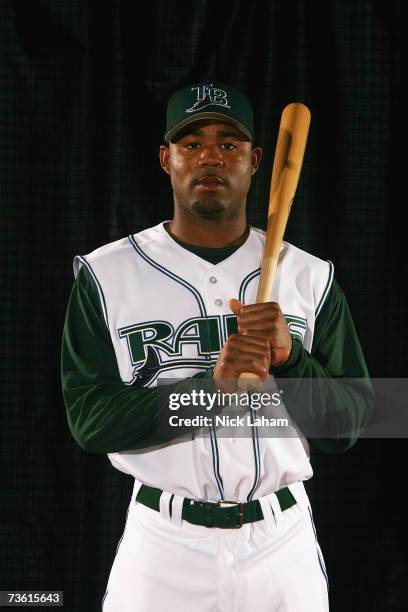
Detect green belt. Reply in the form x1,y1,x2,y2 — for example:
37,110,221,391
136,484,296,529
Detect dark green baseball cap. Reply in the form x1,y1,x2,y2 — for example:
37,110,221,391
164,81,255,143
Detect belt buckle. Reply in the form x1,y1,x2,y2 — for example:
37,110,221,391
216,500,244,529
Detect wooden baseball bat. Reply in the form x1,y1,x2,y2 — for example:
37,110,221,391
238,103,311,390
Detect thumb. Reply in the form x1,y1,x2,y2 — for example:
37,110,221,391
229,298,243,316
270,347,291,366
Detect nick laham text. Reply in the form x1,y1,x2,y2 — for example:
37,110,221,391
168,415,289,428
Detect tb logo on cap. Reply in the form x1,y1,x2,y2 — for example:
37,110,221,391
186,84,231,113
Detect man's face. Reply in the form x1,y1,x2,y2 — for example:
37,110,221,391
160,120,262,220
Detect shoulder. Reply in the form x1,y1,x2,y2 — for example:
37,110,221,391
282,240,332,275
249,226,334,312
281,241,334,314
73,222,167,276
249,226,332,274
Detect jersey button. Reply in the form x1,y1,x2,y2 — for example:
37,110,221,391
209,276,218,284
214,299,223,306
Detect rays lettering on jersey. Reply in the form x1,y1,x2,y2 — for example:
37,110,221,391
118,314,306,386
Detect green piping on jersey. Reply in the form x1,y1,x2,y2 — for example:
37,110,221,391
315,261,334,318
239,268,261,304
74,256,110,329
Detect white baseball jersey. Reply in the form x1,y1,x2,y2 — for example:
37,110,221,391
74,221,333,502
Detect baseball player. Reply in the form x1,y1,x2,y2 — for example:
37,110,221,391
61,81,373,611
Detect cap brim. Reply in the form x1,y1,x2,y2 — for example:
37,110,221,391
164,112,252,142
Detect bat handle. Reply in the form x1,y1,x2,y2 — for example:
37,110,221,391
238,371,261,391
237,254,279,391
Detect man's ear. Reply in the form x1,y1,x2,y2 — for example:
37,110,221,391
251,146,263,176
159,144,170,175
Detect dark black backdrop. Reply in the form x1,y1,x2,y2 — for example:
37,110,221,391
1,1,407,610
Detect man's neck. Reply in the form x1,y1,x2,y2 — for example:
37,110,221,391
165,219,249,248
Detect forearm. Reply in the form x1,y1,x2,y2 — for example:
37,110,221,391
63,370,214,454
271,338,374,453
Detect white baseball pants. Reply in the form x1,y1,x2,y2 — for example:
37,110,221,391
102,480,329,612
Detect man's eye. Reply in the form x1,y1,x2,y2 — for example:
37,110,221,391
185,143,201,149
221,143,236,150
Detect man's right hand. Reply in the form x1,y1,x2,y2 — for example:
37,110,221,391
213,333,271,393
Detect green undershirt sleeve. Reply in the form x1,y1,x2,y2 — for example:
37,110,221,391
271,279,374,454
61,266,215,454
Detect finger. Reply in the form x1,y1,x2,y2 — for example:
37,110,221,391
238,313,281,333
224,348,270,365
229,298,243,316
238,321,280,335
238,302,280,315
224,337,271,360
238,308,281,328
228,334,270,351
222,356,269,378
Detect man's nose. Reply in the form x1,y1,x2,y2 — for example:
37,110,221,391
198,144,224,165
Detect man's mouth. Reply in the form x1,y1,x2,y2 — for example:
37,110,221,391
194,176,226,191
